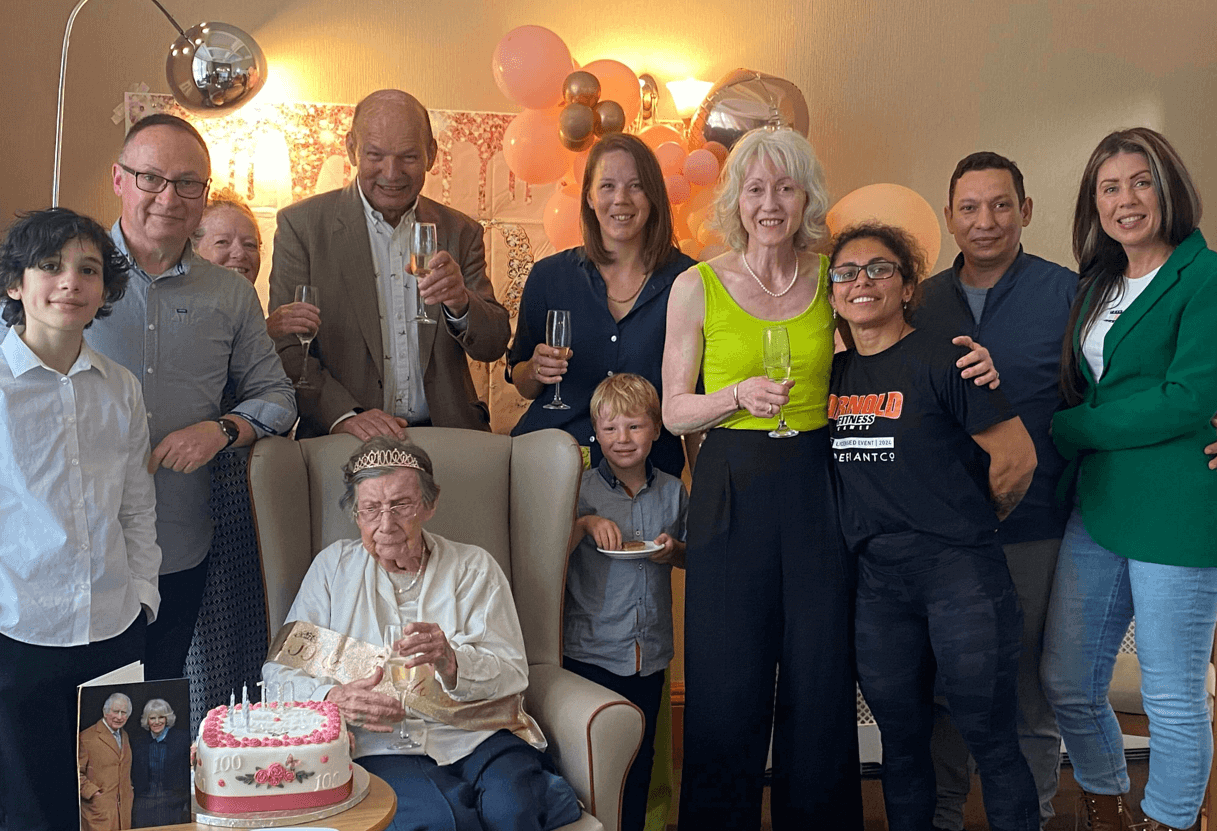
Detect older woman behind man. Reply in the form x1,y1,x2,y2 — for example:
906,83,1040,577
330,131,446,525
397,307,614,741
182,189,323,726
262,437,580,831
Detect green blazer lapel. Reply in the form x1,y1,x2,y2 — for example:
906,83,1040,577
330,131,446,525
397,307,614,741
414,197,442,375
1102,231,1204,371
336,184,387,379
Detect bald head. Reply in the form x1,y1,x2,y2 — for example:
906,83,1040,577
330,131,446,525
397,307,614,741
345,90,437,226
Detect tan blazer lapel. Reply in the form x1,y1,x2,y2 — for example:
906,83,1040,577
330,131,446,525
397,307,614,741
336,186,387,379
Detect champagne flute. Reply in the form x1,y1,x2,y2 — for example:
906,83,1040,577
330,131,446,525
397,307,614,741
762,326,798,439
543,310,572,411
410,222,438,325
383,623,422,749
293,285,320,390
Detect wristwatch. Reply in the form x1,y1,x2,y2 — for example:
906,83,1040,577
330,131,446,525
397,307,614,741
215,417,240,449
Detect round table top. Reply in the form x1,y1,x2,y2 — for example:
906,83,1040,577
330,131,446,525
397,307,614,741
137,772,397,831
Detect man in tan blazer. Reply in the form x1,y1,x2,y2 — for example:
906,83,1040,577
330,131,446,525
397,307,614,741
79,692,134,831
269,89,510,439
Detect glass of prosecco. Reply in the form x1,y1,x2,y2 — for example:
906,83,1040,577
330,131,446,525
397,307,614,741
383,623,423,749
293,285,320,390
411,222,438,325
762,325,798,439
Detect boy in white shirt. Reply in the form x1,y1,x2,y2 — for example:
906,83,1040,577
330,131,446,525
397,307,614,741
0,208,161,831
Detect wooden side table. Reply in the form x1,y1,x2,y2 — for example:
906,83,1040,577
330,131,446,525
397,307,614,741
139,772,397,831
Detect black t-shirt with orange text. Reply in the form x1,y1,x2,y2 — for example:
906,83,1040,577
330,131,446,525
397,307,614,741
828,328,1014,555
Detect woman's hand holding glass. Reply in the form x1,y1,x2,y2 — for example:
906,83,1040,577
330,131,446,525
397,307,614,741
323,667,403,733
391,622,458,690
733,374,796,420
527,342,573,385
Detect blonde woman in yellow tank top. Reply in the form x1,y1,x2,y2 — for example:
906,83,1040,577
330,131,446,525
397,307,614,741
662,128,863,829
662,129,998,830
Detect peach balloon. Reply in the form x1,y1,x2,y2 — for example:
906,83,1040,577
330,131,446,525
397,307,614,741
826,183,942,271
654,142,687,176
543,184,584,251
502,107,572,185
582,59,642,124
683,149,720,186
639,124,685,151
491,26,572,110
665,173,692,205
703,141,729,163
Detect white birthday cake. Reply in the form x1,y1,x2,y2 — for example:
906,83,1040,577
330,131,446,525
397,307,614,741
194,700,352,813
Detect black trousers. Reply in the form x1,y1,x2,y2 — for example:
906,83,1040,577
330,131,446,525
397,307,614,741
0,615,145,831
144,556,209,681
678,428,863,830
563,657,665,831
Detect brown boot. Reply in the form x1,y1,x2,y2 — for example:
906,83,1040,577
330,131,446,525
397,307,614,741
1078,791,1134,831
1129,819,1187,831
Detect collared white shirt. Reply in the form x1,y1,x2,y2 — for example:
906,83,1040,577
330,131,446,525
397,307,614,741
263,533,539,766
0,332,161,646
356,188,469,426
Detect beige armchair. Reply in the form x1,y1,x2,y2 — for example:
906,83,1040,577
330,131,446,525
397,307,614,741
248,427,644,831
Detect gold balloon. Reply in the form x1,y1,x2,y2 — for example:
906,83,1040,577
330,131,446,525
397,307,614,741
559,103,598,151
593,100,626,135
563,71,602,107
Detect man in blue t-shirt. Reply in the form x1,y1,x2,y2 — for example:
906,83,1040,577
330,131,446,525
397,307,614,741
912,152,1075,831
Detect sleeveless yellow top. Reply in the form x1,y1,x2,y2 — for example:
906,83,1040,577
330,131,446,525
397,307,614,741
699,257,834,431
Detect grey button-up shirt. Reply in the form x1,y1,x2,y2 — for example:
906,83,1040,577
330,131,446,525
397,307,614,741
564,460,687,676
85,221,296,574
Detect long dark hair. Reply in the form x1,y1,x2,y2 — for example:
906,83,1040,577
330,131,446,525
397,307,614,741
1060,128,1201,404
579,133,678,271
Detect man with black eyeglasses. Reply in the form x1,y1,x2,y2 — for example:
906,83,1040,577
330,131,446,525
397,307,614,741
85,113,296,681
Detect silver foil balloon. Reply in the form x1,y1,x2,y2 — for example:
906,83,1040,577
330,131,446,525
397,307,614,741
166,21,267,115
688,69,810,152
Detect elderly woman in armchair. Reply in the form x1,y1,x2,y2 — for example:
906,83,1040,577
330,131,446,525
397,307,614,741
262,436,580,831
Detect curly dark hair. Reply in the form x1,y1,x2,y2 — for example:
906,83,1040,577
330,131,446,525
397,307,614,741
830,222,926,319
1,208,130,328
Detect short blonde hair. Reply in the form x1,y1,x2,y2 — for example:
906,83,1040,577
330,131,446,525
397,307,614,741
711,128,830,253
590,373,661,430
192,187,260,245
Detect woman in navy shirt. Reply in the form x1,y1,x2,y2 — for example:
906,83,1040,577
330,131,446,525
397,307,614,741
507,133,694,477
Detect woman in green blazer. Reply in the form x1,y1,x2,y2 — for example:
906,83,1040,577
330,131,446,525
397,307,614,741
1041,128,1217,831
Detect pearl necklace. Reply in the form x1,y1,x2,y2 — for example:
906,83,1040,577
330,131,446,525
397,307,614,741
390,543,429,596
606,271,651,304
742,253,799,298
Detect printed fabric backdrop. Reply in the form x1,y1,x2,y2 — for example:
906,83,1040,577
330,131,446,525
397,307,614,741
126,92,569,433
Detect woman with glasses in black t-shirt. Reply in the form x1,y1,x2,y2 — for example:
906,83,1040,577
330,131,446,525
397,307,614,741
828,222,1039,831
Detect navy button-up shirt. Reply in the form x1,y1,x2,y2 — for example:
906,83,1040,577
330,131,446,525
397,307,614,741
507,248,695,478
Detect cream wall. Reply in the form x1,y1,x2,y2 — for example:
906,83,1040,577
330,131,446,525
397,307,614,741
4,0,1216,274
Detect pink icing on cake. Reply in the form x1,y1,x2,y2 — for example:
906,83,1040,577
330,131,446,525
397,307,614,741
195,701,352,814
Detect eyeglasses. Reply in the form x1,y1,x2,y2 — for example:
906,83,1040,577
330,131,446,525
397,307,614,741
828,260,900,283
118,163,210,199
354,502,420,525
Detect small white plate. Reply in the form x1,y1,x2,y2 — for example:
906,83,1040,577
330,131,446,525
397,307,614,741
597,541,662,559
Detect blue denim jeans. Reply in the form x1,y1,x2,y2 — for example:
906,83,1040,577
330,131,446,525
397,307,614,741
1041,510,1217,829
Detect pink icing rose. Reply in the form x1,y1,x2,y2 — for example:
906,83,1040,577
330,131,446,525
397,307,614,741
217,779,226,788
267,762,289,785
254,768,271,784
320,755,328,763
269,738,284,747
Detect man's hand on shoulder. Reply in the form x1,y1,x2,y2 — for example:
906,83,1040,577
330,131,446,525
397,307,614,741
148,420,234,474
332,408,410,441
417,250,470,317
1207,414,1217,471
